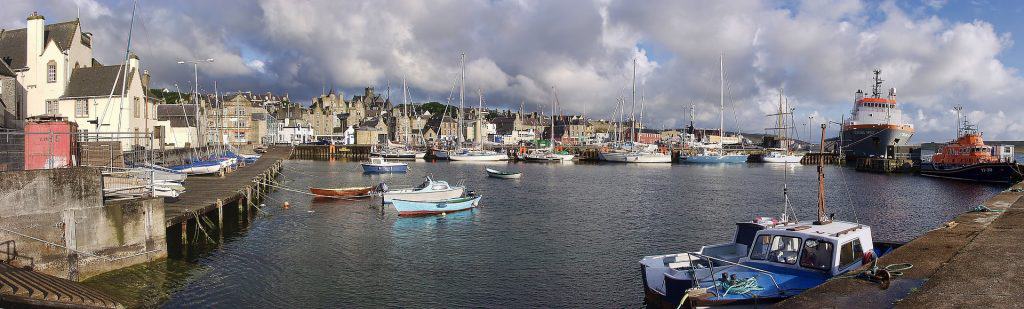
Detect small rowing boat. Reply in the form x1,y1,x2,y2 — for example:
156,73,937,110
392,195,482,216
309,186,375,198
486,168,521,179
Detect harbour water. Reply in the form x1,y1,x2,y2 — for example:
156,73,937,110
86,160,1007,307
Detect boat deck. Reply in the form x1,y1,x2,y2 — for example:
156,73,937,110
776,181,1024,308
163,146,290,227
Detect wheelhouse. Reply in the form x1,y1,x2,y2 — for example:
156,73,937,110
740,220,874,277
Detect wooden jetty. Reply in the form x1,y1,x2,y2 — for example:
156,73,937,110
800,152,843,165
292,145,371,160
163,146,291,252
0,263,121,308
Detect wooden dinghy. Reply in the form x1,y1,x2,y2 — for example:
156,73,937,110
486,168,522,179
309,186,375,198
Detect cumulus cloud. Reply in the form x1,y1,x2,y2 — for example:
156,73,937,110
2,0,1022,141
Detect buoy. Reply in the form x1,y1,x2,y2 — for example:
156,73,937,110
283,201,290,209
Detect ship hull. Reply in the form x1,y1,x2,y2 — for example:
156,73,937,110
841,126,914,158
920,162,1024,183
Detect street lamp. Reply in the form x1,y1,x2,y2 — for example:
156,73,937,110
808,115,815,143
177,58,214,105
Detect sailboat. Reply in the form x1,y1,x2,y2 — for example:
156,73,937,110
762,89,804,163
372,78,426,160
683,55,748,164
448,56,508,162
523,87,575,162
639,124,901,308
600,59,671,163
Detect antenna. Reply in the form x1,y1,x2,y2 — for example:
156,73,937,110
871,69,883,98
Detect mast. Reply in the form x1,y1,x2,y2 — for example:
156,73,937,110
639,88,645,141
476,88,483,148
403,77,410,145
630,58,637,144
550,87,557,151
815,123,830,225
719,54,725,151
458,52,466,146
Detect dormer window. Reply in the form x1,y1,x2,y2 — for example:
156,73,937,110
47,60,56,83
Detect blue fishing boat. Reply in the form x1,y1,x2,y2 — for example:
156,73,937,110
361,157,408,173
391,195,481,216
641,124,901,308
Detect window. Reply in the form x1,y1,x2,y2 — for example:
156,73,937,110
75,99,89,117
838,239,864,270
750,235,801,264
45,100,59,115
800,238,834,271
133,98,140,118
47,61,56,83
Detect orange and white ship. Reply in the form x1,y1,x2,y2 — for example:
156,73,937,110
841,70,915,158
920,117,1022,183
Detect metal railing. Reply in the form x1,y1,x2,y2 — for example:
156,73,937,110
685,252,783,295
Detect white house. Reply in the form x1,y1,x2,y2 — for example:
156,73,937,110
0,12,160,148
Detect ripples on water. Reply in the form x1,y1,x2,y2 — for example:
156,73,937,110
86,160,1007,308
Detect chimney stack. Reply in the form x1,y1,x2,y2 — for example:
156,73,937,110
142,69,151,89
26,12,45,64
128,52,140,73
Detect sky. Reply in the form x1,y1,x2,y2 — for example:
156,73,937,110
3,0,1023,142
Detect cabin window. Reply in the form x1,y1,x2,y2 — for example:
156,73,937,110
838,239,864,270
749,235,801,264
799,238,834,271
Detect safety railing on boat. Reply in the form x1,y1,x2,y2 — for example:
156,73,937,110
685,252,783,295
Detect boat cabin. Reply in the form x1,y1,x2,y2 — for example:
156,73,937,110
739,220,874,277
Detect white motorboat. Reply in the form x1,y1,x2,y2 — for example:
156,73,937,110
448,149,509,161
382,177,466,203
762,151,804,163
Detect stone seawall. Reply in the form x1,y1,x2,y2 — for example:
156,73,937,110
0,167,166,281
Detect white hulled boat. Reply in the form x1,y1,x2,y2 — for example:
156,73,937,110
684,55,748,164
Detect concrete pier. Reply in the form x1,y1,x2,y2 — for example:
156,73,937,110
778,181,1024,308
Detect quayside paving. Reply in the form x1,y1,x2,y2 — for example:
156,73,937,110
778,180,1024,308
163,146,290,228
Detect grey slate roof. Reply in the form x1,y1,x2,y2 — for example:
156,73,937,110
62,65,133,98
0,20,81,69
0,60,14,77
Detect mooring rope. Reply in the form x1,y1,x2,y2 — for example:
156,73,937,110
0,226,161,262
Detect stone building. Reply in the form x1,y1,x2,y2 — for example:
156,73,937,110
422,113,458,143
206,93,268,149
0,61,23,129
